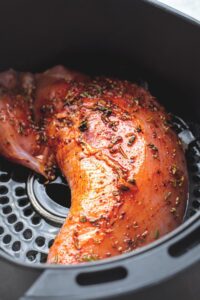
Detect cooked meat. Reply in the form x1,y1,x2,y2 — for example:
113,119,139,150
0,67,188,264
46,78,188,264
0,66,87,178
0,70,50,176
34,65,89,122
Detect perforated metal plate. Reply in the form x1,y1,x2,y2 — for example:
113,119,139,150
0,164,62,263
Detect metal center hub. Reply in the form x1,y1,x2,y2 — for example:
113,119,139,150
27,174,71,225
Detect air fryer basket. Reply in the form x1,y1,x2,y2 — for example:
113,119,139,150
1,1,200,300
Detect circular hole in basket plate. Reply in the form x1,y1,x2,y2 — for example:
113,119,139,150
0,186,8,195
12,241,21,252
3,234,11,244
23,229,33,240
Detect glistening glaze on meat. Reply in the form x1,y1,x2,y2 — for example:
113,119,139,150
46,78,188,264
0,70,50,176
0,66,87,178
34,65,89,123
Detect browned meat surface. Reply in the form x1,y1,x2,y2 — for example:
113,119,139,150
46,78,188,264
0,67,188,265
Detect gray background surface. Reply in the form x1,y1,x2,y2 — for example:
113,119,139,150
159,0,200,21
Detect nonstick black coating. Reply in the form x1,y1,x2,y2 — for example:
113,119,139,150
1,1,200,300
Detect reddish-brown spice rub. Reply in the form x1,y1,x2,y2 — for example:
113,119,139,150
0,66,87,178
0,69,50,176
0,66,188,264
46,78,188,264
34,65,89,122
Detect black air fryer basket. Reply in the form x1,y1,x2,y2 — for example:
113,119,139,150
1,1,200,299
